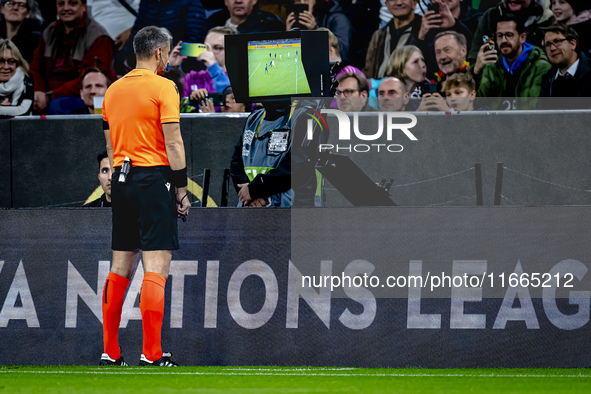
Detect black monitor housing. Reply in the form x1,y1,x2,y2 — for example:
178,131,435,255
225,30,329,103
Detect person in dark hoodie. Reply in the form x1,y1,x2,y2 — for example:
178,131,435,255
540,22,591,106
285,0,352,61
208,0,285,34
468,0,555,62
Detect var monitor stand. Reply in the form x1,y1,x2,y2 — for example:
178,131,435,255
316,153,397,206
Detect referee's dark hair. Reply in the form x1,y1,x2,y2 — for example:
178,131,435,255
97,151,108,171
133,26,173,60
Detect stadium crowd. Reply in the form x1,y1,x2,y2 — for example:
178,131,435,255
0,0,590,117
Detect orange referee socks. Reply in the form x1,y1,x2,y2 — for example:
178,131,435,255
102,272,130,360
140,272,167,361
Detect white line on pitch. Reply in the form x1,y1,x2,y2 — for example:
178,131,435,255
249,62,261,81
0,370,589,379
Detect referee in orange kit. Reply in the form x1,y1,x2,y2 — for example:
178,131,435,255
99,26,190,367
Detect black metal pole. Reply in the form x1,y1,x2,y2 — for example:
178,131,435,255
202,168,210,207
220,168,230,207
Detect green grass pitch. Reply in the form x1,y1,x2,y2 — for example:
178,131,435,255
247,44,310,97
1,366,590,393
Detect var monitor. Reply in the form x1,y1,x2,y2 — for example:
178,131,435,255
225,30,329,103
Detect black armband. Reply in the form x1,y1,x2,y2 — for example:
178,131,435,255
103,120,109,130
171,167,188,188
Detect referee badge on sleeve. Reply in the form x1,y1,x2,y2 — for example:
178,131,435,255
267,129,290,155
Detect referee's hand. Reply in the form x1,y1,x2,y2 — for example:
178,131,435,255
176,187,190,217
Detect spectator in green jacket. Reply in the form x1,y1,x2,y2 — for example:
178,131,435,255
468,0,555,63
476,14,551,109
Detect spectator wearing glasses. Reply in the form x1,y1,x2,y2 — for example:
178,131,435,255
335,71,370,112
0,0,43,64
321,27,364,98
0,37,32,117
168,26,236,112
540,22,591,100
468,0,555,63
476,15,551,108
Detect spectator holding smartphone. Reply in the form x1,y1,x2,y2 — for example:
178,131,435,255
472,30,499,76
476,14,552,109
366,0,470,79
468,0,555,63
168,26,237,112
208,0,284,34
285,0,352,61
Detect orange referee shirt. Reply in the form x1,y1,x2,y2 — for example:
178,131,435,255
102,69,180,167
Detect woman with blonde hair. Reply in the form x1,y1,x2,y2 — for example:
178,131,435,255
385,45,429,99
0,38,33,117
386,45,429,98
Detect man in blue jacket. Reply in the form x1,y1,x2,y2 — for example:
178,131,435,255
476,14,551,109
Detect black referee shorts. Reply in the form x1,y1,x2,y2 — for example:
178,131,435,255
111,166,179,251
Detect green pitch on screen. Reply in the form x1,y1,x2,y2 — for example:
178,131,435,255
248,44,311,97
